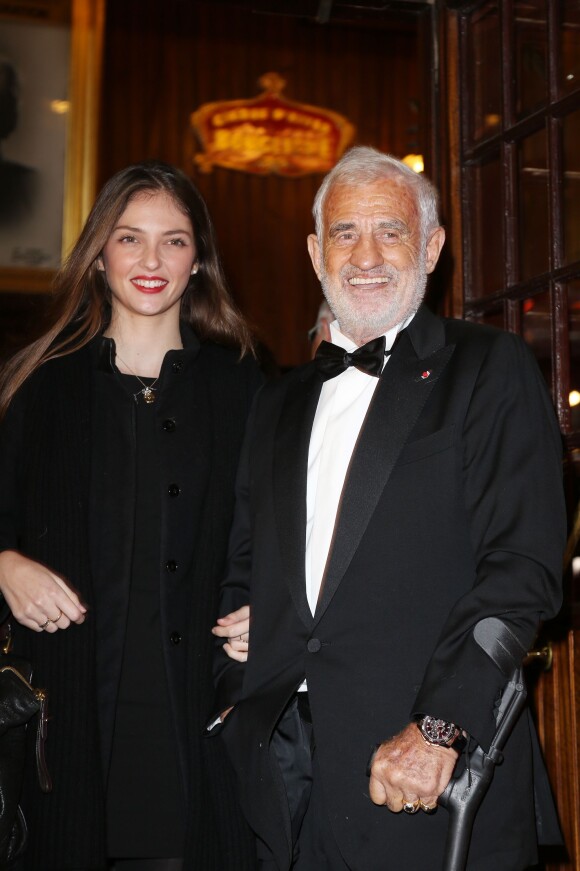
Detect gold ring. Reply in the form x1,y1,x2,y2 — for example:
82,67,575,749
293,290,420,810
419,800,437,814
402,798,420,814
39,619,50,630
49,609,63,624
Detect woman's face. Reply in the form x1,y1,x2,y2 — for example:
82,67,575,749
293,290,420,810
98,190,197,327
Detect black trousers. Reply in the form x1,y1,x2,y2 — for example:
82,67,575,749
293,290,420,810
257,694,350,871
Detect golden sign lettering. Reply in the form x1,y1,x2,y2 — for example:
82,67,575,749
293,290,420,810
191,72,355,177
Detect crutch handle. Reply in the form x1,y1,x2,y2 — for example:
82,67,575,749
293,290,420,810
439,618,528,871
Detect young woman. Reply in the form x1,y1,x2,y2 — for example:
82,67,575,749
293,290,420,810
0,162,261,871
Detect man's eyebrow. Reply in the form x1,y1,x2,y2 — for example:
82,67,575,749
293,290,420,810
375,219,409,233
328,218,410,237
328,221,356,236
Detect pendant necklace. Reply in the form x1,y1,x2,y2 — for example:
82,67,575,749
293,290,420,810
115,352,159,404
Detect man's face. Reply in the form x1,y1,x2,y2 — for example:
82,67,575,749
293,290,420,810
307,178,445,344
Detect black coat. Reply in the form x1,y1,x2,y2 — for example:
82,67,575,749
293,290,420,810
0,334,261,870
215,306,566,871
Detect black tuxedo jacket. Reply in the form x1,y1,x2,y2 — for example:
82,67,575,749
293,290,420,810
214,306,565,871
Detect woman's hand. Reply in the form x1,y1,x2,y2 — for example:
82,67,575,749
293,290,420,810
212,604,250,662
0,550,87,633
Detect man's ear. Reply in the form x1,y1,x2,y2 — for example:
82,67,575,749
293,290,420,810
425,227,445,275
307,234,323,281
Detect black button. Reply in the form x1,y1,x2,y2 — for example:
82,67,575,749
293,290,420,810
172,360,184,373
170,631,181,645
307,638,322,653
168,484,180,497
165,560,178,572
163,419,176,432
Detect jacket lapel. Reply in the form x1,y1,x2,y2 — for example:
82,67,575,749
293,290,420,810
273,367,322,629
315,306,455,620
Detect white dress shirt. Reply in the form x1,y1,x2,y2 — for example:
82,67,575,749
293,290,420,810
305,316,413,614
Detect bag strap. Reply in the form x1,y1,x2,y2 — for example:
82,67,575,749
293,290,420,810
35,691,52,793
1,620,12,655
2,620,52,793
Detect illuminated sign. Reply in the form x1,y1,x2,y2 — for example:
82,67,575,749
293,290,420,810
191,72,355,177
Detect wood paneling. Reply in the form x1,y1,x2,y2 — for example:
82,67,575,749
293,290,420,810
0,292,51,365
98,0,424,366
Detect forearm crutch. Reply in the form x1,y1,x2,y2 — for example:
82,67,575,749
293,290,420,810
437,617,528,871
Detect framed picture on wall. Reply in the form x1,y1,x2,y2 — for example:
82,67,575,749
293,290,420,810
0,0,104,293
0,8,70,285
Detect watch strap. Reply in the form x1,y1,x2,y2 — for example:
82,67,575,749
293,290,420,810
417,715,467,752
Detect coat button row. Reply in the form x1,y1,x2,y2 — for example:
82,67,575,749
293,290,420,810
168,483,180,497
165,560,178,572
170,631,181,645
307,638,322,653
163,419,176,432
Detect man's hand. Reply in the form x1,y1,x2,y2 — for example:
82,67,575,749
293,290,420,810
368,722,458,813
0,550,87,633
212,604,250,662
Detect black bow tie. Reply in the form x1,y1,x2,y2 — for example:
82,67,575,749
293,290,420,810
314,335,387,380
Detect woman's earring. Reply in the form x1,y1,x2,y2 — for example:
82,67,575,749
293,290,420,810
191,263,199,275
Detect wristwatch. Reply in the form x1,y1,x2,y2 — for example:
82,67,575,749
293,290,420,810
417,715,467,752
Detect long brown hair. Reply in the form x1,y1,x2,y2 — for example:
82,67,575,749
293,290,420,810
0,161,254,416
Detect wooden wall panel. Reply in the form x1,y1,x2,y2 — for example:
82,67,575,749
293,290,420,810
99,0,422,366
0,293,51,366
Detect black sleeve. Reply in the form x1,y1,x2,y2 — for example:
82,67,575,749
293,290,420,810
212,388,261,719
412,332,565,750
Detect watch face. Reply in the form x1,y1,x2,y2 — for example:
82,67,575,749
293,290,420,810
421,717,457,746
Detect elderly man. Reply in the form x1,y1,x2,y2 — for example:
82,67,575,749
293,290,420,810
213,147,565,870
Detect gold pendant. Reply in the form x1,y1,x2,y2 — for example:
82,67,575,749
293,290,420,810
142,387,155,404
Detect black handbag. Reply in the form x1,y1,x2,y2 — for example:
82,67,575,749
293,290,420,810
0,624,51,868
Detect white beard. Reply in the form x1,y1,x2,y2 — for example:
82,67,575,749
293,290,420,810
320,260,428,342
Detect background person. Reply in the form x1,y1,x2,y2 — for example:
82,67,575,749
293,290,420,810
213,146,565,870
307,298,332,356
0,161,260,871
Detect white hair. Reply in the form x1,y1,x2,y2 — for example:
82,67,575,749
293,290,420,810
312,146,441,243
